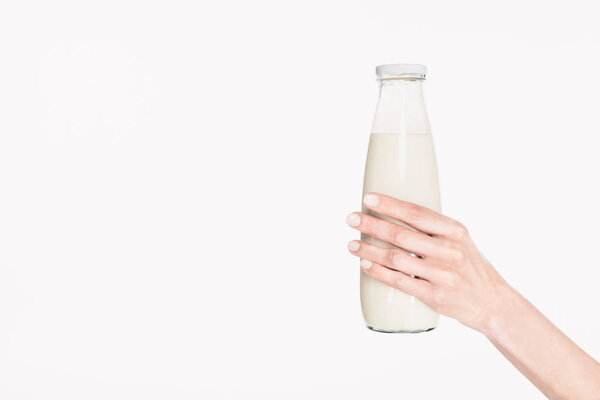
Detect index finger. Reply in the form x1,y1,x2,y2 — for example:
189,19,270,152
362,192,465,238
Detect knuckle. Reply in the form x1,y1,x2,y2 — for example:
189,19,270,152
452,220,469,240
443,241,466,263
441,238,455,248
390,250,405,268
364,215,380,233
452,247,467,263
393,227,408,244
370,267,385,282
359,214,371,228
394,273,407,289
407,204,424,223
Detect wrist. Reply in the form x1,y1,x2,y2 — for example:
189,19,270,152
477,281,525,339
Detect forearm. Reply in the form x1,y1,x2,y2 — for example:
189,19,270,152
480,284,600,400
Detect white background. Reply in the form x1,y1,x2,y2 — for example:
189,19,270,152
1,0,599,398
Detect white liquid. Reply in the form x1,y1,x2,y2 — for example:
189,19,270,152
361,132,441,332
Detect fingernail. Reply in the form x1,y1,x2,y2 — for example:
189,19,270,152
346,213,361,227
347,240,360,251
363,193,380,207
360,259,373,269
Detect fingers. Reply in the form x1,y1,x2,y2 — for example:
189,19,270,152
346,211,447,259
347,240,436,281
358,258,433,302
362,192,468,239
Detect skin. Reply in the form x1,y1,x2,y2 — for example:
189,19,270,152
347,192,600,400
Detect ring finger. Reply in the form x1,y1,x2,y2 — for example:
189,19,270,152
348,240,436,281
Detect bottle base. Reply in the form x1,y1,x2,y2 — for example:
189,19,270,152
367,325,436,334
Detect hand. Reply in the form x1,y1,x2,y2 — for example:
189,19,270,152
347,194,600,397
346,192,510,332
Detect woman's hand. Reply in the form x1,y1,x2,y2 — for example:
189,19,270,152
346,192,510,332
347,192,600,399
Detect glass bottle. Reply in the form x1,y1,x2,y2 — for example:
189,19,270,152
361,64,441,333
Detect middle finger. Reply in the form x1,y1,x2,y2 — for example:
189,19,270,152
347,212,444,258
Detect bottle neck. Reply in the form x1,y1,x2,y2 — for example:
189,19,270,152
371,78,431,134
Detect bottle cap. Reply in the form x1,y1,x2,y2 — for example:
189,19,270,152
375,64,426,77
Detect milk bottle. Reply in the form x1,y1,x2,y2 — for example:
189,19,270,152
361,64,441,333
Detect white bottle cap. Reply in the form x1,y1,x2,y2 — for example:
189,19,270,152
375,64,427,77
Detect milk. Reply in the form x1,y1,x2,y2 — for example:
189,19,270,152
361,132,441,332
